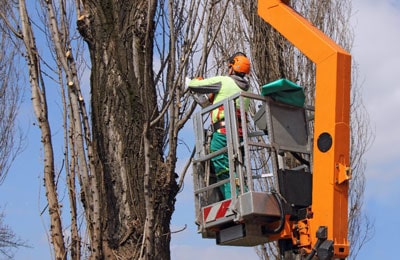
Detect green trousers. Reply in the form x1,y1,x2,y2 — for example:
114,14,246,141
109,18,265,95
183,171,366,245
210,132,232,199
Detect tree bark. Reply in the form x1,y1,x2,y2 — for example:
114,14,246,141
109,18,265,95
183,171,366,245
78,1,178,258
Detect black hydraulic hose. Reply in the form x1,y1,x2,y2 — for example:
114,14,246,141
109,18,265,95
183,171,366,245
264,191,285,234
305,249,316,260
305,239,322,260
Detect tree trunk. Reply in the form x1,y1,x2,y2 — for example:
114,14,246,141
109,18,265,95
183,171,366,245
18,1,67,259
78,1,178,259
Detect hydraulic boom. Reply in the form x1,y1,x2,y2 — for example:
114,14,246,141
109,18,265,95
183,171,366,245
258,0,351,258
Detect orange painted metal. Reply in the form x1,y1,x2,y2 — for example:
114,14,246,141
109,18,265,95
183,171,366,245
258,0,351,258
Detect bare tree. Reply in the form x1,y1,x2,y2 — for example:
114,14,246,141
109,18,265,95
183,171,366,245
0,1,26,259
0,210,27,259
0,1,27,258
347,63,374,259
75,1,236,258
18,1,67,258
0,0,372,259
0,6,24,185
1,0,233,259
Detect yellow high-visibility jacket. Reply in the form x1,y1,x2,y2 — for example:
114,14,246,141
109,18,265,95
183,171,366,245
188,75,251,130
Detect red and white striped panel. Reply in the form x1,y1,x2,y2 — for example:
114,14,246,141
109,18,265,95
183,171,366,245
203,200,233,223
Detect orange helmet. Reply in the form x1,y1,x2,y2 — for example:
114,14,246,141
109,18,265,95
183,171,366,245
228,53,250,74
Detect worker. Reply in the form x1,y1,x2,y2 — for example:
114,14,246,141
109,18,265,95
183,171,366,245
188,52,251,199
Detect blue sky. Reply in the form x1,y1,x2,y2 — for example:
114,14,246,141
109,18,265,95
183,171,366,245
1,0,399,259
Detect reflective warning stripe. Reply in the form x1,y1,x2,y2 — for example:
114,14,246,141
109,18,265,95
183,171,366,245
203,200,233,223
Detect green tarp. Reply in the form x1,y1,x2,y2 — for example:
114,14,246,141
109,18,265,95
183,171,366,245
261,78,305,107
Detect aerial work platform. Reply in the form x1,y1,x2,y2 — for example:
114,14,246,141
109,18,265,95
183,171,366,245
192,84,312,247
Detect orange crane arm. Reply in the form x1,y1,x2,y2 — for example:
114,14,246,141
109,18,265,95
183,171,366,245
258,1,351,258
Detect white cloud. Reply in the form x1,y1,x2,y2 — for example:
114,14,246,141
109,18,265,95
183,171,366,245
352,0,400,168
351,1,400,258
